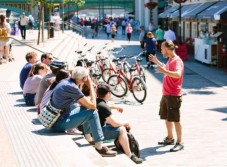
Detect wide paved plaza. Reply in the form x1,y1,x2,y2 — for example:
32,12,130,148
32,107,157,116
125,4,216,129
0,29,227,167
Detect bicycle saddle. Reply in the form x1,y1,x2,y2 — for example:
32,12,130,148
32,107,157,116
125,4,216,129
136,58,143,62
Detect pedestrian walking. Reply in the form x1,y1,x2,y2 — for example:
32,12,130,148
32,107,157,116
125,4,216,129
121,19,126,35
28,14,34,33
139,26,145,53
155,25,164,52
105,23,111,39
149,40,184,152
164,27,176,42
0,14,11,63
126,24,133,43
111,24,117,42
144,32,157,68
19,12,28,40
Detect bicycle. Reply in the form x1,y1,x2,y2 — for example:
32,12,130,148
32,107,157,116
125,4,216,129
121,52,146,82
107,60,147,103
101,47,125,82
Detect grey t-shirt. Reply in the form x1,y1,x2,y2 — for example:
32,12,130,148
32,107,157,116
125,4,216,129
51,78,84,110
34,73,55,105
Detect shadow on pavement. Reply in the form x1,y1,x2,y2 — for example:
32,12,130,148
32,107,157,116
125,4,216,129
8,91,23,95
140,145,169,158
32,128,66,136
207,106,227,121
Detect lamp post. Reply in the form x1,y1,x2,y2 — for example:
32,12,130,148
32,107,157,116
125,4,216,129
174,0,187,44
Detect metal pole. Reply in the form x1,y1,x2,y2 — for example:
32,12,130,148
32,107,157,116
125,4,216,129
77,3,78,19
179,2,181,43
62,1,64,33
111,0,112,18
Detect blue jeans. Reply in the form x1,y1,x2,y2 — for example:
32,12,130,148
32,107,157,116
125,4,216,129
51,103,104,142
102,124,120,140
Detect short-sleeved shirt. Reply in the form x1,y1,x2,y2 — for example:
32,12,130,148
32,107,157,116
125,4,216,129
97,98,112,127
51,78,84,110
23,75,43,94
155,28,164,41
19,63,33,89
144,38,157,53
163,56,184,96
164,30,176,41
34,73,55,105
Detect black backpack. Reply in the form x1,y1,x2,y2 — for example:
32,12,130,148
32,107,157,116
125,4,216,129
114,132,140,158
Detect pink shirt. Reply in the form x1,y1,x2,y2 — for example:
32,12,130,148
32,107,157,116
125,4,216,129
23,75,43,94
163,56,184,96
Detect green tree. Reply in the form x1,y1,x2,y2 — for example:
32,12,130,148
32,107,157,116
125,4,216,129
30,0,85,45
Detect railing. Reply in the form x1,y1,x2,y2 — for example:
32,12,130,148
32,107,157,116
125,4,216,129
64,21,85,36
2,37,59,60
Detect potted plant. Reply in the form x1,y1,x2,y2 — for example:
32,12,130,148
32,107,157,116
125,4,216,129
144,1,158,10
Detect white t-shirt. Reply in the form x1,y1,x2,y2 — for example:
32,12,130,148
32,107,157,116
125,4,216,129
20,17,28,26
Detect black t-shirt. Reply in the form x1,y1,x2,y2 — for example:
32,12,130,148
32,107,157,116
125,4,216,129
96,98,112,127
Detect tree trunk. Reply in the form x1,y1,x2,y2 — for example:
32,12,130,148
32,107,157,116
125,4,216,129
41,4,44,42
37,4,41,45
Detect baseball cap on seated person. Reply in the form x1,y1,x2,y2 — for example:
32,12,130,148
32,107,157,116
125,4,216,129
49,60,67,75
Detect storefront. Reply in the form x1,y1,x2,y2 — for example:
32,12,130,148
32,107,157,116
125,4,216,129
159,1,227,68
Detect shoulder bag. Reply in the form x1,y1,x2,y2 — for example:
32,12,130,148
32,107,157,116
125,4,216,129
38,100,63,129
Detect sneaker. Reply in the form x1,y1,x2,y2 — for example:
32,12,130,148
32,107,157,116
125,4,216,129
170,142,184,152
130,154,143,164
158,137,175,145
96,146,117,157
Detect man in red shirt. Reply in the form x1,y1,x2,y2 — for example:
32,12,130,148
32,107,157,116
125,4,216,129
149,40,184,152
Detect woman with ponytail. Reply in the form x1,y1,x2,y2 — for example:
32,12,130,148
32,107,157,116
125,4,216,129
0,14,11,63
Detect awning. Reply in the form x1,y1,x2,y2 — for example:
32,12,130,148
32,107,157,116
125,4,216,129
159,6,179,18
197,1,227,20
170,4,198,18
182,2,216,19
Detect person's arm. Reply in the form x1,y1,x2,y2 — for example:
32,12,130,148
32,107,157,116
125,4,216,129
149,54,164,67
109,104,123,113
106,115,130,130
77,76,96,109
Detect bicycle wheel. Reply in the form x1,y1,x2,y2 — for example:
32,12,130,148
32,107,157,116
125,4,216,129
93,62,102,74
131,76,147,103
102,68,115,83
139,66,146,82
107,74,128,98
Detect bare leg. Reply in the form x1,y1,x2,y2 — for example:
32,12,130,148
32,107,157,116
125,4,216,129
165,120,174,139
3,45,10,62
0,46,4,59
118,126,131,157
174,122,182,143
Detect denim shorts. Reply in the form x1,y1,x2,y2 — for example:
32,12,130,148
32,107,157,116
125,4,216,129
159,95,182,122
102,124,120,140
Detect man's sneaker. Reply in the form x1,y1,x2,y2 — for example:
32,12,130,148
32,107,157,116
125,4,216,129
158,137,175,145
96,146,117,157
170,142,184,152
130,154,143,164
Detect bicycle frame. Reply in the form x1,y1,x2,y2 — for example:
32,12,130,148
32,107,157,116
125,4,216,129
116,67,134,92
